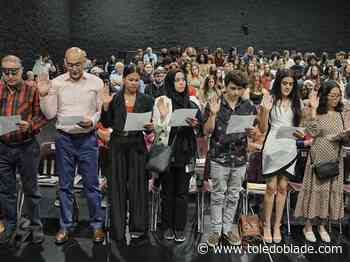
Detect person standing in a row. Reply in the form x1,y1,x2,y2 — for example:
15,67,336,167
100,64,154,243
295,81,350,243
153,69,202,242
0,55,47,244
38,47,105,244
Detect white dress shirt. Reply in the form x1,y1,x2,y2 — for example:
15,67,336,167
40,72,103,134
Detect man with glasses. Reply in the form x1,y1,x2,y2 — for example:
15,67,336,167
0,55,47,244
38,47,105,244
145,66,166,98
203,70,257,247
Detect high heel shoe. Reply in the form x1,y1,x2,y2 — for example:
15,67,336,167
273,224,282,244
263,223,272,244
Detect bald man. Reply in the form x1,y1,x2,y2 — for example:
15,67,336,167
38,47,105,244
0,55,47,244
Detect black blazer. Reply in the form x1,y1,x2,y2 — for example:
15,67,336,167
100,91,154,135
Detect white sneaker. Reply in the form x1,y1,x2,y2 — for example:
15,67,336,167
303,227,317,242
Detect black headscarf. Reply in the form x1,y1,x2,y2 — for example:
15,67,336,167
164,70,191,109
164,69,197,166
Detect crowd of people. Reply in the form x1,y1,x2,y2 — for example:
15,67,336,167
0,45,350,248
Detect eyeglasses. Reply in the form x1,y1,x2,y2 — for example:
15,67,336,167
1,67,21,76
328,94,341,99
281,81,294,86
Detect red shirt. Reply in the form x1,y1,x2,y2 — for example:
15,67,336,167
0,81,47,144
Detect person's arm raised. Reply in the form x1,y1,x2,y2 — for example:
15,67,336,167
38,72,57,119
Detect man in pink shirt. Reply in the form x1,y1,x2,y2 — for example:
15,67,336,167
38,47,105,244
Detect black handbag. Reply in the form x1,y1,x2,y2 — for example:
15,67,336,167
145,135,176,173
312,159,339,180
311,113,344,180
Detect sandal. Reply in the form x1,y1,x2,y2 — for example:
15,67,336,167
303,227,317,243
318,226,330,243
273,224,282,244
263,223,272,243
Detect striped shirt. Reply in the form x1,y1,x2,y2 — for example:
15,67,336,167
0,80,48,144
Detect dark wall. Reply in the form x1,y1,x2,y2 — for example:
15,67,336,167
0,0,70,70
71,0,350,59
1,0,350,67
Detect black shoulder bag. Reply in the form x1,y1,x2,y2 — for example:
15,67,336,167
145,134,177,173
311,113,344,180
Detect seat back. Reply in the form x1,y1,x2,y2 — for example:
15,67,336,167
39,142,56,176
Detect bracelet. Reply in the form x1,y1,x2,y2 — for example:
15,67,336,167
256,144,263,151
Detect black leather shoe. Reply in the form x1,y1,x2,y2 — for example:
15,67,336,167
32,227,45,244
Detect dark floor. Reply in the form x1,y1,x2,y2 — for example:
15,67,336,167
1,187,350,262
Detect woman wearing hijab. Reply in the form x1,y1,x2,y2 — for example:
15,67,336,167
152,69,202,242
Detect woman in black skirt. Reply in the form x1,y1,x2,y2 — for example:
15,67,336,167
100,64,154,242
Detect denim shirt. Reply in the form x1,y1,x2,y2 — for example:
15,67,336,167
204,96,257,167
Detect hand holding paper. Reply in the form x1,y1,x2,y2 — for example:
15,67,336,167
276,126,305,139
226,115,256,134
17,121,30,132
59,116,85,126
124,112,152,131
170,109,198,127
0,115,21,135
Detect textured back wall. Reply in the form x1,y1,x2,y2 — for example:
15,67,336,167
70,0,350,59
0,0,70,69
0,0,350,68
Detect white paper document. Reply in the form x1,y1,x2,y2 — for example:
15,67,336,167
59,116,85,126
0,115,21,136
276,126,305,139
226,115,256,134
169,109,198,127
124,112,152,131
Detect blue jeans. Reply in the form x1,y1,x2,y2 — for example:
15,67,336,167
56,131,102,230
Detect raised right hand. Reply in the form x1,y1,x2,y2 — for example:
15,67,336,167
156,96,170,120
37,72,51,97
208,96,220,115
101,83,114,105
261,93,273,111
309,90,319,110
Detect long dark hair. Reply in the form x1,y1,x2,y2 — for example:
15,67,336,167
317,80,344,115
122,63,140,94
203,74,217,98
271,69,302,126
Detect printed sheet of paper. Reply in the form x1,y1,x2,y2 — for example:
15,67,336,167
169,109,198,127
124,112,152,131
276,126,305,139
226,115,256,134
59,116,85,126
0,115,21,136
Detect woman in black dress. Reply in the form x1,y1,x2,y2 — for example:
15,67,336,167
100,64,154,242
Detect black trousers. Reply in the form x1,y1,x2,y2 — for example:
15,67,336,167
0,139,41,227
161,165,191,231
107,142,148,241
